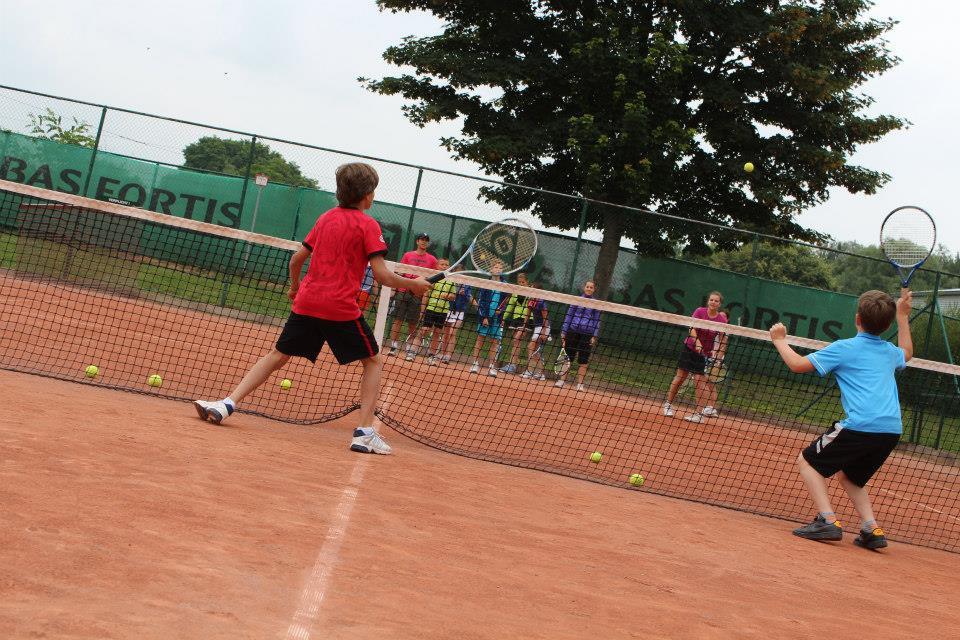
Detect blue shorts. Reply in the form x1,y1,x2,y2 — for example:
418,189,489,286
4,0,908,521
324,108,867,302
477,320,502,339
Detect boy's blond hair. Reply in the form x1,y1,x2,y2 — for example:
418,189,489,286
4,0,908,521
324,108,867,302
336,163,379,207
857,290,896,335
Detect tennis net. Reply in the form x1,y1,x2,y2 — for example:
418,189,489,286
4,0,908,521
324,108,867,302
2,179,959,552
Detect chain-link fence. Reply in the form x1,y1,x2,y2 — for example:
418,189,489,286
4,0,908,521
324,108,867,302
1,83,957,363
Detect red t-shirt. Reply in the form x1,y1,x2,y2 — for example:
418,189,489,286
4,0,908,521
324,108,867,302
396,250,438,293
292,207,388,320
684,307,728,355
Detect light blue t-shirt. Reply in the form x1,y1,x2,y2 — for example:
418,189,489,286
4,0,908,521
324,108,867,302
806,332,907,434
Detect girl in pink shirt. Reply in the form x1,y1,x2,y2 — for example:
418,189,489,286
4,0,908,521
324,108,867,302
663,291,728,423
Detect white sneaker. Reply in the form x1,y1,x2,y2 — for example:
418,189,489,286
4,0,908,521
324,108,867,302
193,399,233,424
554,379,565,388
535,373,546,381
350,429,393,455
469,362,480,374
521,370,533,379
427,356,438,366
684,413,703,423
662,402,675,417
488,367,498,377
441,355,451,364
405,351,416,362
701,406,719,417
576,383,585,392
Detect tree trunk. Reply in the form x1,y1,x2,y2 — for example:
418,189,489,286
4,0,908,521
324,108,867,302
593,205,627,301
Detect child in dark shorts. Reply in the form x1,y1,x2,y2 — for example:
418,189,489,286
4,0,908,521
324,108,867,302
770,288,914,549
192,163,431,455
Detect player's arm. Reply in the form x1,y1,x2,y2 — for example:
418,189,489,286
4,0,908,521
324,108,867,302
288,245,311,300
369,255,431,296
769,323,815,373
897,288,914,362
688,327,705,353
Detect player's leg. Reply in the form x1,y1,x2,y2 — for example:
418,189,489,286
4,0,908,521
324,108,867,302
470,329,485,373
575,339,590,390
839,434,898,549
194,312,315,424
792,428,845,541
663,367,688,416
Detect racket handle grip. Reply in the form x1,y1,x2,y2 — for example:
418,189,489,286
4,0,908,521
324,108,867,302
427,272,447,284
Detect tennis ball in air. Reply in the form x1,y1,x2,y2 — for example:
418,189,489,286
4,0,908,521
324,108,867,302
590,451,602,463
148,374,163,388
280,378,292,390
84,365,99,378
629,473,645,487
743,161,755,173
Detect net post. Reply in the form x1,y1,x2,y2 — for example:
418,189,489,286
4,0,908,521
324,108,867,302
373,285,393,346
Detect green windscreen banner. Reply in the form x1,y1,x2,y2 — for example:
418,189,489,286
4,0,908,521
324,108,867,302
1,131,859,340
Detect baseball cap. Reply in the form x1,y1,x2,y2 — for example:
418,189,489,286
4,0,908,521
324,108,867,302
415,232,430,241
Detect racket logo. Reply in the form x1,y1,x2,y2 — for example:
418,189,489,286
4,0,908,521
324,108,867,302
493,232,515,256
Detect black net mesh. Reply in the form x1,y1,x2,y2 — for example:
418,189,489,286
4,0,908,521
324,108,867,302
3,181,960,552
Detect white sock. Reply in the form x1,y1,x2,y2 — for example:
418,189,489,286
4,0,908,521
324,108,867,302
357,426,375,436
223,397,236,410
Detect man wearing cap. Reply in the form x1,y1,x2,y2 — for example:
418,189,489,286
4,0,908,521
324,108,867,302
385,232,439,357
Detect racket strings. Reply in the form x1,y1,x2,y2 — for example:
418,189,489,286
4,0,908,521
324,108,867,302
471,221,537,273
881,208,936,266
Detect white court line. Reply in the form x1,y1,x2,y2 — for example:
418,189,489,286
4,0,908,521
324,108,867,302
878,486,960,524
285,458,368,640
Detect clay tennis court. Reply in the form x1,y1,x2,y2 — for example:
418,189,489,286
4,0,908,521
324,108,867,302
3,272,960,637
3,369,960,639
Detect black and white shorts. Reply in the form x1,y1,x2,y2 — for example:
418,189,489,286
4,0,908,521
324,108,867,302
276,312,378,365
802,423,900,488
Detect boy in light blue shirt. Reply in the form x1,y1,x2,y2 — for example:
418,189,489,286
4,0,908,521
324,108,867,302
770,289,913,550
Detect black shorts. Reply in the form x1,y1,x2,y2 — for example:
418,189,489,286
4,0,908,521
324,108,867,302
422,310,447,328
276,312,378,365
391,292,421,324
677,345,706,374
564,331,594,365
504,316,526,331
802,424,900,488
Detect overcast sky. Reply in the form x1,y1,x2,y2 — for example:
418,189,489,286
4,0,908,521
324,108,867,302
0,0,955,252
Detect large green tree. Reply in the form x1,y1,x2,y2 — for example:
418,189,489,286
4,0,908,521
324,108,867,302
364,1,904,298
183,136,318,189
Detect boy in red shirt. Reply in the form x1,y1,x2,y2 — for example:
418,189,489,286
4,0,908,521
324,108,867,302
193,163,431,454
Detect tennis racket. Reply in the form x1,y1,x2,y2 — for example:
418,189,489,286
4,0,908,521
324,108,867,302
428,218,538,284
554,348,571,377
880,206,937,286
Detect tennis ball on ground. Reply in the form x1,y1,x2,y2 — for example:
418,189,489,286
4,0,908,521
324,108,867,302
280,378,292,390
590,451,603,463
743,161,755,173
629,473,645,487
84,365,99,378
148,374,163,388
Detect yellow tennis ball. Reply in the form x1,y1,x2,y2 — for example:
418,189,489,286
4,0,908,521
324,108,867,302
629,473,645,487
148,374,163,388
280,378,292,390
743,161,755,173
84,365,99,378
590,451,602,463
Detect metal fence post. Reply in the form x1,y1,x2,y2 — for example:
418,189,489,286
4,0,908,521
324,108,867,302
566,199,589,292
404,169,424,251
922,271,942,359
81,107,107,197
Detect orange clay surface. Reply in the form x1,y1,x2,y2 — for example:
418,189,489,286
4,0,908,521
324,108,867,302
2,369,960,639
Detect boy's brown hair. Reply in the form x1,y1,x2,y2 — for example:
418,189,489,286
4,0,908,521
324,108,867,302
857,290,896,335
336,162,379,207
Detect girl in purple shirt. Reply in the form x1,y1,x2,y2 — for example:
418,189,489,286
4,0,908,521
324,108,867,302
663,290,728,422
556,280,601,391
